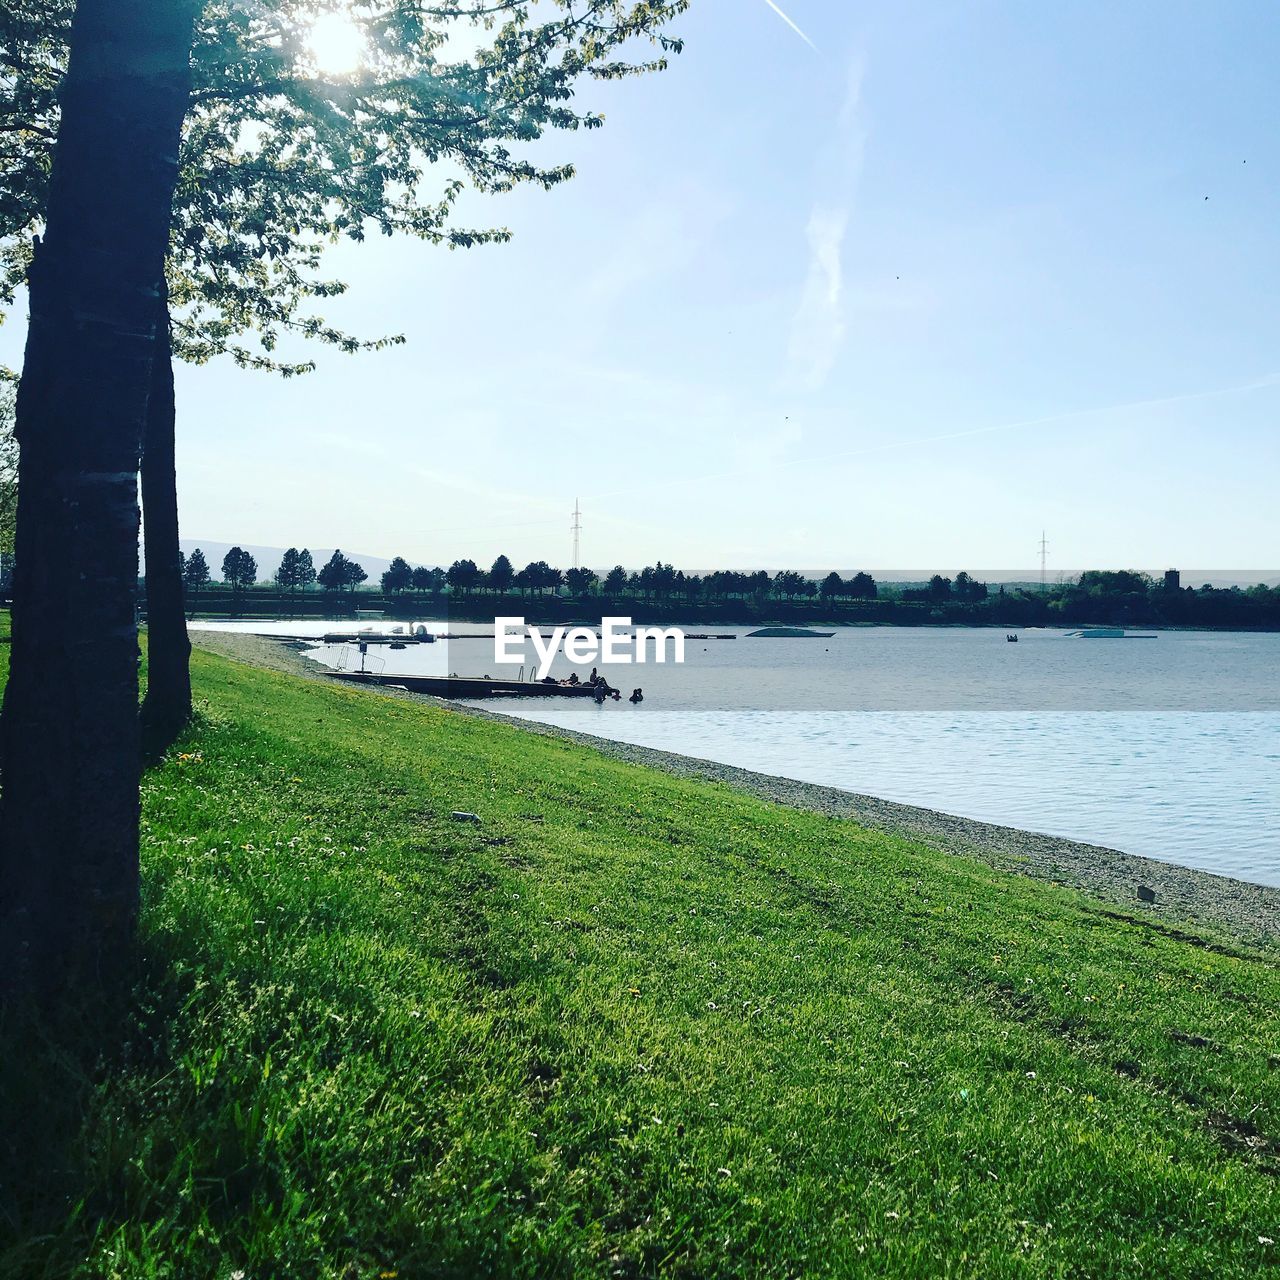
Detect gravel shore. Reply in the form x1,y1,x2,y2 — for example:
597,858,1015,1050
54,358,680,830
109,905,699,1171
192,630,1280,950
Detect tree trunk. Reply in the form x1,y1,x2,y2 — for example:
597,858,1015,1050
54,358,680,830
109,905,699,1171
140,291,191,746
0,0,197,992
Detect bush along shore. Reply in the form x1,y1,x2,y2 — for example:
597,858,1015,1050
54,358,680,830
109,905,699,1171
2,639,1279,1278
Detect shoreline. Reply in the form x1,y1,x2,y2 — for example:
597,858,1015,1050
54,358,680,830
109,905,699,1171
190,630,1280,949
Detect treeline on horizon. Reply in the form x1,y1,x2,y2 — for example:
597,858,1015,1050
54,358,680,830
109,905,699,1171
160,549,1280,630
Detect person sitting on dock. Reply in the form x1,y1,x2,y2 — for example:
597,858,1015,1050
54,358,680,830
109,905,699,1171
629,688,643,703
566,672,580,685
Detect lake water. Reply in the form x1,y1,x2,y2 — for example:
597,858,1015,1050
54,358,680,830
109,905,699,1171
193,621,1280,886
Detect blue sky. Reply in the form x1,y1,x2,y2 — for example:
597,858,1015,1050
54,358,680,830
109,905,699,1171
7,0,1280,571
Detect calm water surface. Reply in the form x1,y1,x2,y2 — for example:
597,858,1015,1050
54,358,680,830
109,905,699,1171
194,621,1280,886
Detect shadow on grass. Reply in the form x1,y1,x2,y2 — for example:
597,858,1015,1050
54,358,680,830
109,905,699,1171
141,711,190,766
0,958,143,1277
0,713,208,1276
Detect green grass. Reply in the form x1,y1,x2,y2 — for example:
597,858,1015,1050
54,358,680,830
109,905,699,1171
2,637,1279,1278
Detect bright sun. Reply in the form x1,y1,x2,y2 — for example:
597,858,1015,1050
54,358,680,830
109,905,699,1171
306,12,366,76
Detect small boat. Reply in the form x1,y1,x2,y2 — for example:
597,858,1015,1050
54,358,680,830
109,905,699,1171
746,626,836,638
1006,634,1019,643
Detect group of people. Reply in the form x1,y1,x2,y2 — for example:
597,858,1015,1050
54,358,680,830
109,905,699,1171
541,667,644,704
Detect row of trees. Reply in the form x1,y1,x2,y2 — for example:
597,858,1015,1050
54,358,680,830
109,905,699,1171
152,549,905,604
154,549,978,607
381,557,446,595
393,557,887,603
169,548,893,606
900,571,990,603
354,555,1280,627
163,546,370,600
164,548,1280,628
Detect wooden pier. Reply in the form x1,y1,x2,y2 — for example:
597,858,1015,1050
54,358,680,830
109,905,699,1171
327,671,600,699
318,629,738,646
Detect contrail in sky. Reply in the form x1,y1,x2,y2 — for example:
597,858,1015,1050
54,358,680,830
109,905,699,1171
761,0,817,51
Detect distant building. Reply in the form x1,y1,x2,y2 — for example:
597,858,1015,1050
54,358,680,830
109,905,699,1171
1164,568,1181,592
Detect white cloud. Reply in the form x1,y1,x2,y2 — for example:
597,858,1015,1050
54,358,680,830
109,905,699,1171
787,207,849,390
786,58,865,391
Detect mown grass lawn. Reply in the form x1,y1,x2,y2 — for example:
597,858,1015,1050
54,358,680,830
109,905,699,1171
1,637,1278,1278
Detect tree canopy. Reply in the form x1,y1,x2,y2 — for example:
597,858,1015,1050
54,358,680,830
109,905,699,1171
488,554,515,593
221,546,258,590
275,546,301,590
317,548,367,591
446,557,481,593
183,547,210,590
1,0,689,376
381,555,414,593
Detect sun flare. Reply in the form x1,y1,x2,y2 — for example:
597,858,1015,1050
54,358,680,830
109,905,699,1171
306,12,366,76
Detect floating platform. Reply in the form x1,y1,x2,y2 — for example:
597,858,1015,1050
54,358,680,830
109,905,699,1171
322,631,438,644
1064,629,1158,639
746,626,836,638
328,671,599,699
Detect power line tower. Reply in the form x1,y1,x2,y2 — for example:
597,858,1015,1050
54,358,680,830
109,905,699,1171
571,498,582,570
1038,529,1049,591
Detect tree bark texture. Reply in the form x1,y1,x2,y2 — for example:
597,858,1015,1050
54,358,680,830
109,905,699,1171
0,0,197,990
140,290,191,746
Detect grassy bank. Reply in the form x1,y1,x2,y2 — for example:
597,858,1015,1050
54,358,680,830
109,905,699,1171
2,641,1279,1278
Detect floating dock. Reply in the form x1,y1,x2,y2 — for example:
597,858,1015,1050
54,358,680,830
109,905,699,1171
322,631,441,644
746,626,835,638
327,671,599,699
1064,629,1158,639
